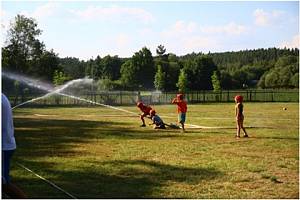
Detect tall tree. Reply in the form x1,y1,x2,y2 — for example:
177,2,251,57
58,57,85,79
183,55,217,90
177,69,188,93
2,14,60,82
120,60,138,89
4,14,44,74
99,55,122,80
211,71,221,92
154,65,166,91
121,47,155,89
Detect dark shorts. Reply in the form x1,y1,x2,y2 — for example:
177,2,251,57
178,113,186,123
140,112,150,119
2,150,14,184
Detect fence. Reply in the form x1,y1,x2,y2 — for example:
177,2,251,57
8,89,299,108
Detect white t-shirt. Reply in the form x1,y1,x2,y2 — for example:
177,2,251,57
2,93,16,150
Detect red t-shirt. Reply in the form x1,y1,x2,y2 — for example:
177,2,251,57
140,105,152,115
172,98,187,113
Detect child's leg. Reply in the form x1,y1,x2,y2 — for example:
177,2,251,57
241,120,248,136
236,121,241,137
140,113,146,126
181,122,185,131
179,113,186,132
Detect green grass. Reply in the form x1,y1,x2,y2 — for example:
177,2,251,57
9,102,299,198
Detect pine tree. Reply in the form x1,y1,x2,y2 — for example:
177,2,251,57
176,69,188,93
211,71,221,92
154,65,165,91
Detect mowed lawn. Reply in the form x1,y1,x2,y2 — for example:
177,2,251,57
10,103,299,198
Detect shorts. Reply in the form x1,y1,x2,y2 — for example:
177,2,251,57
178,113,186,123
2,150,14,184
140,112,150,119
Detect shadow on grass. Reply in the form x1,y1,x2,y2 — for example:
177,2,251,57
14,159,223,199
13,117,222,198
250,136,299,141
14,117,186,158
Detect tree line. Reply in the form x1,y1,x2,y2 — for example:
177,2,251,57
2,15,299,93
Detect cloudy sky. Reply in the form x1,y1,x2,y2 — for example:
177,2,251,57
1,0,299,60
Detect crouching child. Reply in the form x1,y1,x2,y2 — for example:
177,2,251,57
149,110,166,129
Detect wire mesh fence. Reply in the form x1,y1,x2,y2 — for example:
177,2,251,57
7,89,299,108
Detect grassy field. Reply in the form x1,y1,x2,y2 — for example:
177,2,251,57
9,102,299,198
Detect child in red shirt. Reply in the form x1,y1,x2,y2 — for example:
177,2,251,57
172,94,187,132
137,102,152,127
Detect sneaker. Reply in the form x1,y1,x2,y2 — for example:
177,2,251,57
140,124,146,127
243,135,249,138
235,135,240,139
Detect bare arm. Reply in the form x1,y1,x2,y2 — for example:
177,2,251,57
171,98,177,104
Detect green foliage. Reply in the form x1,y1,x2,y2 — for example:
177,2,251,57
120,47,155,89
257,72,267,89
95,55,122,80
211,71,221,92
219,70,233,89
3,14,59,81
154,65,166,91
290,73,299,88
183,55,217,90
154,51,180,91
263,56,299,88
211,48,299,89
97,78,122,91
53,70,69,86
176,68,188,93
120,60,138,89
58,57,85,79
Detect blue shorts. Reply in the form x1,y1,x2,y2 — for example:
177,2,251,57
2,150,14,184
178,113,186,123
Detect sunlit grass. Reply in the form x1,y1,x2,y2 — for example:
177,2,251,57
10,103,299,198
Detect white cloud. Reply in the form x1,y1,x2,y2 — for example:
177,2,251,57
19,2,60,19
162,20,248,38
253,8,285,26
279,35,300,49
69,5,154,24
161,20,250,55
200,22,249,35
161,20,198,38
32,2,60,19
182,36,219,50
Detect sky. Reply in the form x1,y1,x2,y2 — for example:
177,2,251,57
1,0,299,61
